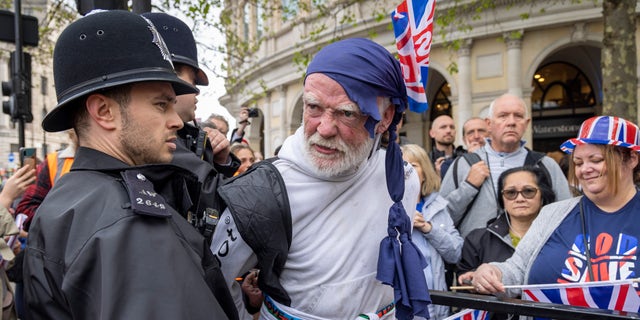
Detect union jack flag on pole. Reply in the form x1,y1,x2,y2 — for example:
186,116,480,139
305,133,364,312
391,0,436,113
442,308,489,320
522,279,640,313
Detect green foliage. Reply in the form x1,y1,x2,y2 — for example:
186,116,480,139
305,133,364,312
216,0,392,98
0,0,11,9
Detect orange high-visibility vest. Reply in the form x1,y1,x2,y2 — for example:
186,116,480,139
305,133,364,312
46,152,74,186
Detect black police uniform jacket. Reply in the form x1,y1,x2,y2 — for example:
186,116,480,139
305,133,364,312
173,123,240,221
23,147,236,320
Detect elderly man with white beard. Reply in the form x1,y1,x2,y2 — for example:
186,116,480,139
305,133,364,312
209,38,431,320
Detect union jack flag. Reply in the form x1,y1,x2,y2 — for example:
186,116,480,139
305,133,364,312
442,308,489,320
391,0,436,113
522,279,640,313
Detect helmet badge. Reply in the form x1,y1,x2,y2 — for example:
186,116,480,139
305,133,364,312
142,17,174,68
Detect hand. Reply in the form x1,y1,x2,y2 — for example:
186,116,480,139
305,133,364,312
467,142,483,153
0,165,36,209
466,161,489,188
434,157,445,177
203,127,232,165
457,271,474,289
241,270,263,311
413,211,432,234
6,236,21,255
238,108,250,124
471,263,505,294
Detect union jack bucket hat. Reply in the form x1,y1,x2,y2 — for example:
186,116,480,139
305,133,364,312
560,116,640,154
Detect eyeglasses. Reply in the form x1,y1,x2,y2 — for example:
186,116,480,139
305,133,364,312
501,187,539,200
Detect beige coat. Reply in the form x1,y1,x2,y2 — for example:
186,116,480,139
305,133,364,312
0,207,19,320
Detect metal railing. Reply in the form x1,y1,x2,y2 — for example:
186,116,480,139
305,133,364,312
430,290,640,319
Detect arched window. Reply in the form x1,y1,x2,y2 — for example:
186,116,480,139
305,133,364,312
531,62,596,112
429,82,451,120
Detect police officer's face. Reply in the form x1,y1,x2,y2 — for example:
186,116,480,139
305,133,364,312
302,73,373,176
174,64,198,123
119,82,184,165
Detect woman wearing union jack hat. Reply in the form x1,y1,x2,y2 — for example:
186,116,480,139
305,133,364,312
467,116,640,313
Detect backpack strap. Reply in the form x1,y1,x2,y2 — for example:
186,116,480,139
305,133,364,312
453,153,481,189
524,149,552,185
452,153,482,229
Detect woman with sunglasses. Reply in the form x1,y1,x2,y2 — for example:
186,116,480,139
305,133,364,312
464,116,640,301
456,166,555,283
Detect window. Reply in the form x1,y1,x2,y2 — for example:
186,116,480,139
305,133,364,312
430,82,451,120
281,0,299,21
531,62,596,111
243,2,251,41
257,3,264,39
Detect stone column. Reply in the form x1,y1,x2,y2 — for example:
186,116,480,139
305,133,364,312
277,85,287,154
456,38,473,146
260,91,271,155
504,30,524,97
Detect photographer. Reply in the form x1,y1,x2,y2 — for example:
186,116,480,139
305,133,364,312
230,107,259,144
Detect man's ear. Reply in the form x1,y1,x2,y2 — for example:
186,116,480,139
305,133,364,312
85,93,118,130
375,103,396,134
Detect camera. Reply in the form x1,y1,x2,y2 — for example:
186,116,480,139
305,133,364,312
247,108,259,118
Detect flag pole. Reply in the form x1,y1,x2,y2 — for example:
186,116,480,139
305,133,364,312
450,278,640,291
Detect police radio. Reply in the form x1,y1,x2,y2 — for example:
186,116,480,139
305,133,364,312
195,129,207,159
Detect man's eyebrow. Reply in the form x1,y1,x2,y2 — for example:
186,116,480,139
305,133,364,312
302,93,319,105
337,104,359,112
155,94,177,104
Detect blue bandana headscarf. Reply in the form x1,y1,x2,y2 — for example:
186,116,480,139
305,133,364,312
305,38,431,320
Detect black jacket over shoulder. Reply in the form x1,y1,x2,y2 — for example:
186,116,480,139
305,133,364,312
23,147,237,320
456,213,514,274
217,160,293,306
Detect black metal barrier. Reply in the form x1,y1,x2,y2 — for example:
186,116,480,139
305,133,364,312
430,290,640,319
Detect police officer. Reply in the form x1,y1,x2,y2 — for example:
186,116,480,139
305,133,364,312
142,12,239,239
23,11,236,319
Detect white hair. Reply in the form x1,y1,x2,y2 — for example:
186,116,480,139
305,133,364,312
487,93,528,119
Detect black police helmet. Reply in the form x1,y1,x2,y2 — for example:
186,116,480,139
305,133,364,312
142,12,209,86
44,10,198,132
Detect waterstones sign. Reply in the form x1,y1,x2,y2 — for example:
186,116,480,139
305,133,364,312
533,117,587,139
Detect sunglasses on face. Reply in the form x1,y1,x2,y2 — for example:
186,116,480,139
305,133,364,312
501,187,538,200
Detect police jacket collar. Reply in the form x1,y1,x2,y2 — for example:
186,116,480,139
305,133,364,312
72,147,197,176
71,147,201,215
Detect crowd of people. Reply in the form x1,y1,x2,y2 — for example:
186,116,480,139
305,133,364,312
0,8,637,320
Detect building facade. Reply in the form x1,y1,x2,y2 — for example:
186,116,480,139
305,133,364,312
220,0,640,156
0,0,69,169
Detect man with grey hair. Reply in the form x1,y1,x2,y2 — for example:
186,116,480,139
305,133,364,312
440,93,571,237
462,116,489,153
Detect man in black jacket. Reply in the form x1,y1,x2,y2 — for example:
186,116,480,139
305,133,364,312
143,13,239,237
23,11,236,319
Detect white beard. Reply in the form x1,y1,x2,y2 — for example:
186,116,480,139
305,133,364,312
304,131,374,177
